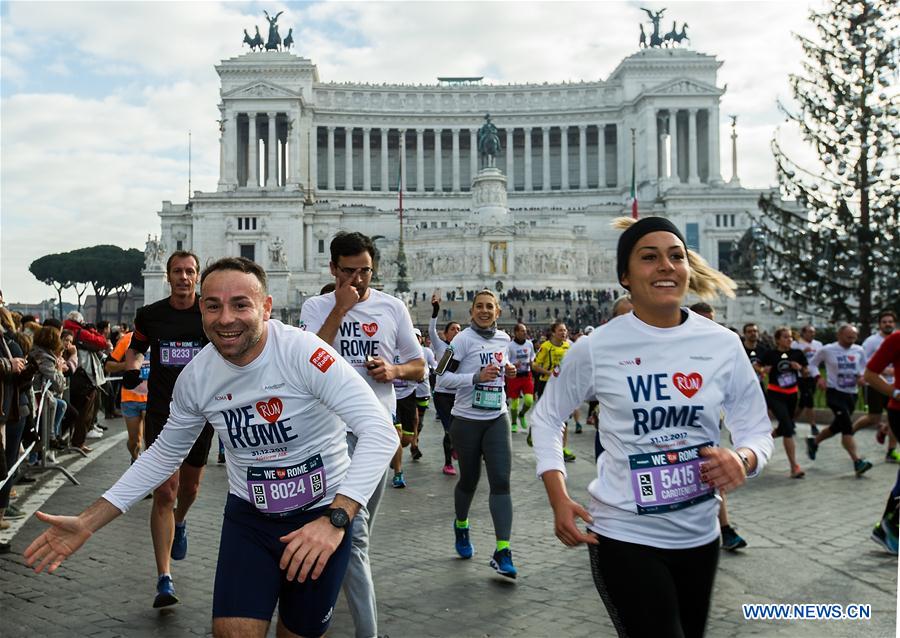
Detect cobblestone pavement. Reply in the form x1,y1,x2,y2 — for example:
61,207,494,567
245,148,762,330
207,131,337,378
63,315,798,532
1,412,897,637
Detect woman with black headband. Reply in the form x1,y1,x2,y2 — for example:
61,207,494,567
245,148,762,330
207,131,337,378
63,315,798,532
531,216,773,637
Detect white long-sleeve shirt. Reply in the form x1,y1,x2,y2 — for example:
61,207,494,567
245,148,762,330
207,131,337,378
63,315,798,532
416,346,436,399
103,320,396,514
440,326,511,421
531,311,773,549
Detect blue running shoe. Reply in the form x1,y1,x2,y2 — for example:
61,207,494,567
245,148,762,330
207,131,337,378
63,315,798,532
490,548,518,579
171,522,187,560
454,523,473,559
153,575,178,608
392,472,406,489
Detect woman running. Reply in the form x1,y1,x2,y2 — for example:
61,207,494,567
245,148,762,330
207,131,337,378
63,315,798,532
430,294,462,476
531,216,773,636
437,289,518,578
760,327,808,478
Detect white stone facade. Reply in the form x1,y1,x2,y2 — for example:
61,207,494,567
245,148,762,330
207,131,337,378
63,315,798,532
145,47,781,326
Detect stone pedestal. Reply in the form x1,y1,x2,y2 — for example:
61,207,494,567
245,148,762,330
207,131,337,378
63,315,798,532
471,167,508,225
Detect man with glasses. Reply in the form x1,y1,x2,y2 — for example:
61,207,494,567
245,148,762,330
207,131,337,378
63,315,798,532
300,231,424,638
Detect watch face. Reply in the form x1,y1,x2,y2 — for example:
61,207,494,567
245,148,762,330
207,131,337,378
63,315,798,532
330,508,349,528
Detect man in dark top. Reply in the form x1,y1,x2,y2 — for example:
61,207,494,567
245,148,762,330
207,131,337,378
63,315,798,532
123,251,214,608
743,323,769,387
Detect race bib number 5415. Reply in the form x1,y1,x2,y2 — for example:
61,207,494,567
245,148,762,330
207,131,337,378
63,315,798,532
629,442,714,515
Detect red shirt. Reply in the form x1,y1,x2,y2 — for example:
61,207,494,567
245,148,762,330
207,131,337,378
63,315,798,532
866,331,900,411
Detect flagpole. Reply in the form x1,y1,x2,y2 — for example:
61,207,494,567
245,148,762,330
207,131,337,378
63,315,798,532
396,156,409,292
630,127,638,219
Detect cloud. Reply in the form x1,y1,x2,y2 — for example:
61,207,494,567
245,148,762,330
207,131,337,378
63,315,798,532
2,0,825,304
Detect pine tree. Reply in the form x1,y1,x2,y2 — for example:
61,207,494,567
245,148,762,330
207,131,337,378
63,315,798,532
751,0,898,336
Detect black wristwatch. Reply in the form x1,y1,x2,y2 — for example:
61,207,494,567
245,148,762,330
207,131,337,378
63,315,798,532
324,507,351,530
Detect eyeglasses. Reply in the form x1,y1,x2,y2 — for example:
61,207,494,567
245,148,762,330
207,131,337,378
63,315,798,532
337,266,374,276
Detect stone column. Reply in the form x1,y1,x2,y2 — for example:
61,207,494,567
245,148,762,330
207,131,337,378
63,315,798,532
616,123,625,188
247,113,258,188
578,125,587,189
218,109,230,189
451,128,460,192
399,129,407,191
469,129,478,181
415,129,425,192
707,105,722,184
433,128,442,192
524,127,533,191
506,128,515,192
305,224,313,271
645,108,657,183
669,110,679,183
541,126,551,191
560,126,569,190
326,126,335,190
688,108,700,184
280,121,288,185
597,123,607,188
362,127,372,191
380,129,389,191
267,112,278,188
309,125,318,191
290,112,301,188
344,126,353,191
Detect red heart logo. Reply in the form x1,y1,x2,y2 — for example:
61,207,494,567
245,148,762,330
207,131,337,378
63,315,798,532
672,372,703,398
362,322,378,337
847,355,855,362
494,352,503,364
666,452,679,464
256,397,283,423
276,469,286,479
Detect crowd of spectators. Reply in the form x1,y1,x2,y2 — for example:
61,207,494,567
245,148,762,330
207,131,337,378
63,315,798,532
0,295,129,553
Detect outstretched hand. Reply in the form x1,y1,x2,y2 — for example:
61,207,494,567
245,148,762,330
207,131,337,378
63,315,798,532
24,511,93,574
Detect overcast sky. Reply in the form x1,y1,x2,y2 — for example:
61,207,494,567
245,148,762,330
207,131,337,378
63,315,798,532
0,0,820,305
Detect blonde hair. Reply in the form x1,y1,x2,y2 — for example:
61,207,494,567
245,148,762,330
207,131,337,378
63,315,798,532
612,217,736,301
471,288,500,308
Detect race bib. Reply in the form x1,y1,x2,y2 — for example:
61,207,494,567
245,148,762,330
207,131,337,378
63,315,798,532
472,384,503,410
159,340,202,367
777,372,797,388
246,455,327,515
629,442,714,515
139,361,151,380
836,373,857,391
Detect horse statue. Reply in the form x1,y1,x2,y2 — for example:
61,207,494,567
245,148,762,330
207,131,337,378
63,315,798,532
663,21,678,47
264,10,283,51
477,113,501,168
243,28,263,51
283,28,294,51
641,7,666,47
639,24,647,48
672,23,690,46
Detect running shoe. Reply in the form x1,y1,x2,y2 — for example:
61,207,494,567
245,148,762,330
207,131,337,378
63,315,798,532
489,548,518,579
442,464,457,476
171,522,188,560
526,429,533,447
575,423,583,434
454,523,473,559
886,449,900,464
0,541,10,554
411,446,422,461
392,472,406,489
871,521,899,555
217,451,226,464
790,465,805,479
563,448,576,463
519,415,527,430
86,427,104,440
720,525,747,551
511,422,518,433
876,427,887,445
854,459,873,477
153,575,178,608
5,504,26,519
810,425,819,436
805,437,818,461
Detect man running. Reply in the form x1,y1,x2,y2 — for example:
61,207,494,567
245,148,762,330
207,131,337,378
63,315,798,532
506,322,535,433
852,311,898,461
411,328,436,460
742,323,769,388
806,324,873,476
792,325,823,436
300,231,424,638
530,321,575,461
26,257,397,638
121,251,216,607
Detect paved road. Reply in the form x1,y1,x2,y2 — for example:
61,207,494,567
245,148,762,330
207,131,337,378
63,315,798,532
1,412,897,637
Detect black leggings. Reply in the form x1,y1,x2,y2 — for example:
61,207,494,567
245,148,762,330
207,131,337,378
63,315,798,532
589,533,719,638
767,391,798,437
433,392,456,465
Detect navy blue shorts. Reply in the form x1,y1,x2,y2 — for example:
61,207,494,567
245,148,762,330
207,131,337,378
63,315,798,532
212,493,354,637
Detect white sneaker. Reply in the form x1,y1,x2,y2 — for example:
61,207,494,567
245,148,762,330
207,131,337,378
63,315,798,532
86,427,104,439
46,451,57,463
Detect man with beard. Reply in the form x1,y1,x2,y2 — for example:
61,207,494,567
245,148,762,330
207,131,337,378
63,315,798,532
300,231,424,638
852,311,898,461
26,257,397,638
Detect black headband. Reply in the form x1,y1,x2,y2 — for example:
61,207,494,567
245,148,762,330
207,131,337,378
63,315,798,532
616,217,688,287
